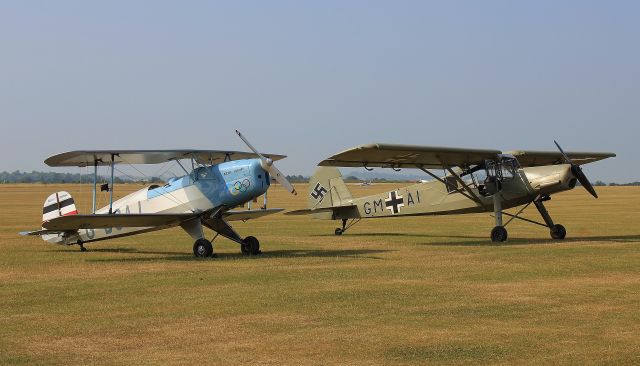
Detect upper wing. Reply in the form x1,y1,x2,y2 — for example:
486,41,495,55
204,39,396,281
45,150,286,167
504,150,616,167
318,143,501,169
223,208,284,221
41,213,199,231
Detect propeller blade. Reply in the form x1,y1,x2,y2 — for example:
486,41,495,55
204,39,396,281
235,130,266,160
268,163,297,195
235,130,297,195
554,140,572,164
572,166,598,198
557,140,598,198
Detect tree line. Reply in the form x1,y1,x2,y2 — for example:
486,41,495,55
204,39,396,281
1,171,638,186
0,171,163,184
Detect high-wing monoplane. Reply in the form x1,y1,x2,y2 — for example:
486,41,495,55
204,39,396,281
21,131,296,257
287,141,614,242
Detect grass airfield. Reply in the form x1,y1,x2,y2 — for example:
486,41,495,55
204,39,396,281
1,183,639,365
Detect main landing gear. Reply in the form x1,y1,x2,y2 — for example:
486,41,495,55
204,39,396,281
193,238,214,258
240,236,261,255
334,218,361,235
192,236,261,258
491,194,567,242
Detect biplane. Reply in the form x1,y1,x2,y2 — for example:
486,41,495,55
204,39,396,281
21,131,296,257
288,141,615,242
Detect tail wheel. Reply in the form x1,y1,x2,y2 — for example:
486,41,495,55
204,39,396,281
334,228,343,236
550,224,566,240
241,236,261,255
491,226,508,242
193,239,213,258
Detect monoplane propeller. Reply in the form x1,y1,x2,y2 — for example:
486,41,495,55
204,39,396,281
554,140,598,198
236,130,297,195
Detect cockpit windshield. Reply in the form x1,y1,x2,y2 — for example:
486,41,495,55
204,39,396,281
499,155,520,179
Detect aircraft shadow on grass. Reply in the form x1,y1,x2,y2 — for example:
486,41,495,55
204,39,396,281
313,232,640,247
54,247,392,263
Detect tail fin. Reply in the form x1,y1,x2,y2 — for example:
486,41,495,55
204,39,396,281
42,191,78,222
308,167,353,219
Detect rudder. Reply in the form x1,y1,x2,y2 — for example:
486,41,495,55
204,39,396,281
307,167,353,219
42,191,78,243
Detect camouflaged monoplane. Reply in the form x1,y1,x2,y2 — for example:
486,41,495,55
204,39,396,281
21,131,296,257
288,141,615,242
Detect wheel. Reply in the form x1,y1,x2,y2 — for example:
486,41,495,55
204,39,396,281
241,236,260,255
550,224,566,240
491,226,508,242
335,228,343,236
80,246,87,252
193,238,213,258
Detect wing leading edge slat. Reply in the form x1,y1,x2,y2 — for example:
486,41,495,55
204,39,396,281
504,150,616,167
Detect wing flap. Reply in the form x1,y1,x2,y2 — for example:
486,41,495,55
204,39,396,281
41,213,199,231
319,144,501,169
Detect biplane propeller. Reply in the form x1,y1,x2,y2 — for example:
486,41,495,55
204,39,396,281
287,141,615,242
21,131,296,257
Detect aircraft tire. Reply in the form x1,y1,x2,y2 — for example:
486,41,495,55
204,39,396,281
491,226,508,242
335,228,343,236
241,236,261,255
550,224,566,240
193,239,213,258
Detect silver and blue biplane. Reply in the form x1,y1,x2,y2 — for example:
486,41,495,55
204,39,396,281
21,131,296,257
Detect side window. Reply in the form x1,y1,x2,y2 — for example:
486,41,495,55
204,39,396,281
444,176,459,193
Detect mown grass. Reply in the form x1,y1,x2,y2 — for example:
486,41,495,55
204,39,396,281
0,184,639,365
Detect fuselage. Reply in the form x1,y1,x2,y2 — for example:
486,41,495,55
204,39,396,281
51,159,270,244
334,164,577,219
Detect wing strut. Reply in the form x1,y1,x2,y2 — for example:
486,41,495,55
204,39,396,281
109,154,115,214
442,165,483,205
92,160,97,214
416,165,482,206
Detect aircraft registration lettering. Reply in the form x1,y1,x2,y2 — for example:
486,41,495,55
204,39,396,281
363,190,420,216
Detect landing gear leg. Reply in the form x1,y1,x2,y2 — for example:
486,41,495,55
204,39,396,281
534,195,566,240
491,192,507,242
77,240,87,252
335,219,347,236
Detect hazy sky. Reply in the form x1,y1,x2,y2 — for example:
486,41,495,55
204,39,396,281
1,1,638,181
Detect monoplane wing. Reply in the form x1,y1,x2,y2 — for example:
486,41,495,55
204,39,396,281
45,150,286,167
318,143,501,169
503,150,616,167
42,213,199,231
223,208,284,221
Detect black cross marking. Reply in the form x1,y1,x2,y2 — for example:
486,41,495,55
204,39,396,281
385,191,404,214
311,182,328,200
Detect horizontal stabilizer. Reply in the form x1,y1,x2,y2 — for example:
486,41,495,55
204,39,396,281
285,205,356,216
223,208,284,221
42,213,200,231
